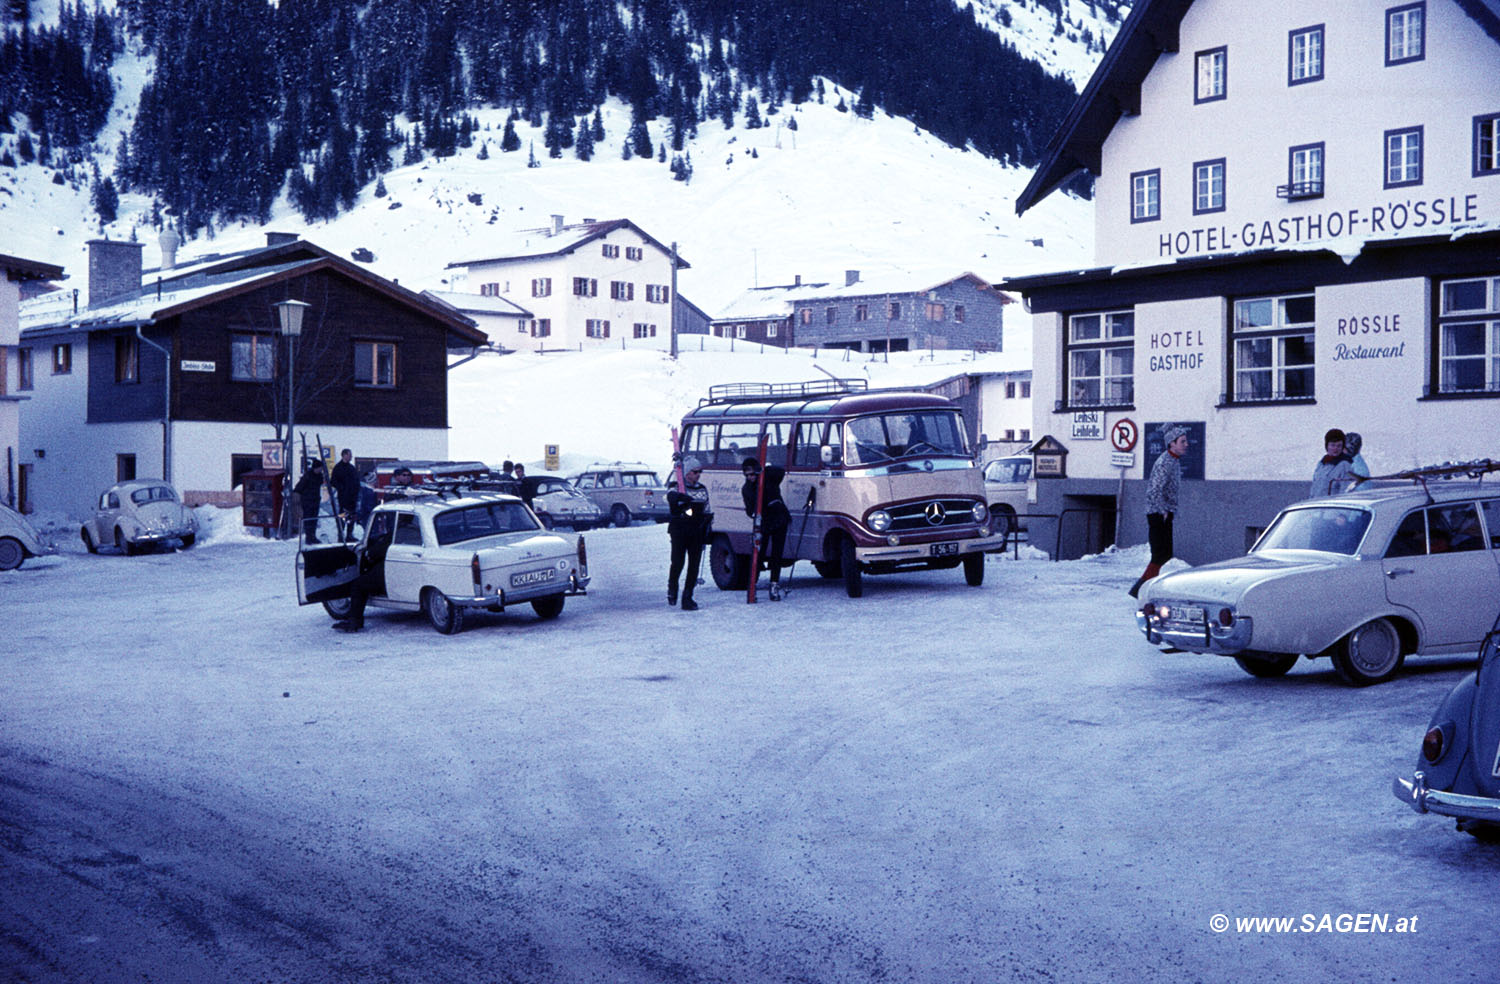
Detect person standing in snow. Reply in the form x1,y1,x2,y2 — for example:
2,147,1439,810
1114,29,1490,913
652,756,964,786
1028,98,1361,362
331,448,362,540
1130,424,1189,599
293,458,326,545
1310,429,1356,497
742,457,792,600
332,509,395,633
667,457,712,611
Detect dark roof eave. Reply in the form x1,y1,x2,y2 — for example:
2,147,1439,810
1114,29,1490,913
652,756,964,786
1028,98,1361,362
1,253,65,281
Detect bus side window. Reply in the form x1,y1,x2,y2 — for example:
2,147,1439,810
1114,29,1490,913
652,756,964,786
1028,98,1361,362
825,422,844,467
792,422,823,469
764,421,791,467
718,422,761,468
682,424,716,466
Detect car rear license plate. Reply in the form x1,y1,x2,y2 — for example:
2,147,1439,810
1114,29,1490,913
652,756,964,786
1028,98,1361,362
510,568,557,588
930,542,959,557
1167,604,1206,626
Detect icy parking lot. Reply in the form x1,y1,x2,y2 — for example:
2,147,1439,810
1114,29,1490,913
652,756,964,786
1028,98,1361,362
1,517,1496,983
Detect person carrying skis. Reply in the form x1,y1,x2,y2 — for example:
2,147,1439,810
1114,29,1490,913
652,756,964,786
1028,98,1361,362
293,458,326,544
667,457,712,611
741,457,792,600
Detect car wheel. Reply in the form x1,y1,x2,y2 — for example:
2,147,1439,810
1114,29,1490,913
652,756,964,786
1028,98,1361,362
322,597,353,620
992,503,1017,539
813,558,840,579
709,533,749,590
0,536,24,571
1331,617,1405,686
610,504,631,528
839,535,863,598
963,551,985,586
531,595,565,620
115,528,139,556
423,587,465,635
81,527,98,554
1233,652,1299,678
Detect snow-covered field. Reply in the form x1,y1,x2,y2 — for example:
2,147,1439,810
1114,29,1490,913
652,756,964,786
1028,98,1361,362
1,517,1493,983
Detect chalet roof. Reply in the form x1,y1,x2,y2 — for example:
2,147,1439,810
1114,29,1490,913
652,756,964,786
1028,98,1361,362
422,289,533,319
446,218,691,270
20,240,486,345
1015,0,1500,216
0,252,65,282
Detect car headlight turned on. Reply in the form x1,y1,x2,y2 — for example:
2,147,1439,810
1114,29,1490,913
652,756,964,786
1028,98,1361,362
971,503,988,523
869,510,891,532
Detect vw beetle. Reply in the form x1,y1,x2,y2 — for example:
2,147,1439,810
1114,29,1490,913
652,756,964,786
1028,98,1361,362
81,480,198,554
0,502,51,570
1393,607,1500,841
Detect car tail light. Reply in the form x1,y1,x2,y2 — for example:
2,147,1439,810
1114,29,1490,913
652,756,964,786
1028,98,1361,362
577,535,588,573
1421,726,1445,763
1218,608,1234,627
471,552,481,588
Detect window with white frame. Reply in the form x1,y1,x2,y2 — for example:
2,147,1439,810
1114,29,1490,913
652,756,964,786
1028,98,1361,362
625,246,643,261
799,308,812,325
51,343,71,374
1230,294,1315,402
1131,169,1160,222
767,324,779,338
1065,310,1134,408
1475,113,1500,176
610,281,634,301
632,323,656,339
1287,143,1324,199
736,325,747,339
1289,25,1324,84
586,319,611,338
531,278,552,297
573,277,597,297
1386,3,1424,65
353,340,397,388
1384,126,1423,188
1437,276,1500,394
602,244,620,258
480,282,500,296
1193,158,1226,214
530,319,551,337
231,332,276,381
645,284,670,303
1195,47,1226,103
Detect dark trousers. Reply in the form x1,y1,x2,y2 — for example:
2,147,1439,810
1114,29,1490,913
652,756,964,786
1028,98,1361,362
763,526,787,582
301,502,321,544
668,534,704,601
1147,512,1174,566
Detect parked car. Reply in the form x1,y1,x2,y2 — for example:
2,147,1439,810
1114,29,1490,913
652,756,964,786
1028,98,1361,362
520,474,602,531
982,454,1032,537
0,502,51,570
81,480,198,555
570,462,671,527
296,489,589,633
1393,606,1500,841
1136,475,1500,685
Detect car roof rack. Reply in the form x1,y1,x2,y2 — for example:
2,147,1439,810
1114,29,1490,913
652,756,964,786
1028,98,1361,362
703,378,868,406
1367,458,1499,501
381,481,518,502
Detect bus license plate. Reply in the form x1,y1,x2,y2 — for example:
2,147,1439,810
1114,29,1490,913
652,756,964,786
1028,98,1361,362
930,542,959,557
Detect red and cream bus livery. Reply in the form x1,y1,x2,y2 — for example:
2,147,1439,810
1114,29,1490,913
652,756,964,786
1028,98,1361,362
677,380,1004,597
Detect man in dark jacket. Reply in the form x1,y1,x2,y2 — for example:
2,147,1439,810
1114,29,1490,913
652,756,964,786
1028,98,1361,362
742,457,792,600
333,509,395,633
667,457,712,611
331,448,361,541
293,458,326,544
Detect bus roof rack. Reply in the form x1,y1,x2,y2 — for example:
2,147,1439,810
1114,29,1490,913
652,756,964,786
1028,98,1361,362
703,378,868,405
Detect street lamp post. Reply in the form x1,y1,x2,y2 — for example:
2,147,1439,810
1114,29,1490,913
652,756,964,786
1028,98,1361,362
275,299,310,539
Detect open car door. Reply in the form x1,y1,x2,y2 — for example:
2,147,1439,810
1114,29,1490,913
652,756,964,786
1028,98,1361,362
296,543,359,605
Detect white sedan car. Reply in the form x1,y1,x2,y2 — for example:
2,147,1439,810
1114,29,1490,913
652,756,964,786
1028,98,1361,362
1137,476,1500,685
296,490,590,634
81,481,198,555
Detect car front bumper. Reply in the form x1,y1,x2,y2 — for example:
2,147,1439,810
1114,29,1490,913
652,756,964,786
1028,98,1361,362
1393,771,1500,823
1137,610,1255,654
854,531,1008,565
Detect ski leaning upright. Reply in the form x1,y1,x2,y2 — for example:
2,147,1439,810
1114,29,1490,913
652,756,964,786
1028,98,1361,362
745,435,769,604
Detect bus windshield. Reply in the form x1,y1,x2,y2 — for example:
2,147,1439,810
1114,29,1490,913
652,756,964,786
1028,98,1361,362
845,411,969,465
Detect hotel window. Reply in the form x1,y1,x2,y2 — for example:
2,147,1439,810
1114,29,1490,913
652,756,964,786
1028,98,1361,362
610,281,634,301
855,304,868,321
573,277,597,297
1476,113,1500,176
1384,126,1423,188
530,278,551,297
826,306,836,324
632,323,656,339
1005,381,1017,398
602,244,620,258
1289,25,1324,84
1193,158,1226,214
954,305,965,323
52,343,71,374
353,341,397,388
480,282,500,297
1130,169,1160,222
17,347,33,389
1285,143,1325,199
586,319,611,338
925,302,945,321
1386,3,1424,66
115,335,139,383
530,319,551,337
517,319,528,334
625,246,643,261
646,284,670,303
1437,276,1500,394
1230,294,1315,402
231,332,276,381
1065,310,1134,408
1194,47,1226,103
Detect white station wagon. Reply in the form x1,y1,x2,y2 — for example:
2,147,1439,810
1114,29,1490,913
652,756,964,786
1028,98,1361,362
296,490,589,633
1137,468,1500,685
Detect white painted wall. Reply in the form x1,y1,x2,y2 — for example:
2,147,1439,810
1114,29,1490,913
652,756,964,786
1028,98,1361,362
1097,0,1500,264
1,278,19,505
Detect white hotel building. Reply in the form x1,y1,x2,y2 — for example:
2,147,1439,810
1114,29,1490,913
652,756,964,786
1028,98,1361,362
1005,0,1500,561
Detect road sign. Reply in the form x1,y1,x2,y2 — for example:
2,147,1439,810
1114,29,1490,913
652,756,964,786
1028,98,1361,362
544,444,560,472
1111,418,1139,452
1111,451,1136,468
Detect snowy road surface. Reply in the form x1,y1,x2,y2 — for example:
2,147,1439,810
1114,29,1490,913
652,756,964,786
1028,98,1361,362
1,521,1495,982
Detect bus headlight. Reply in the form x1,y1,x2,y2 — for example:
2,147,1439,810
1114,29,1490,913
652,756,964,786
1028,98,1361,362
971,503,988,523
869,510,892,532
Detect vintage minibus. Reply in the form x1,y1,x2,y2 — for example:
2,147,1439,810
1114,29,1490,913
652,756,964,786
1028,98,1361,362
677,380,1005,597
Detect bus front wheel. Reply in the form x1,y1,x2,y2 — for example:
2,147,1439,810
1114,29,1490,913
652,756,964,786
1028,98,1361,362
709,534,749,590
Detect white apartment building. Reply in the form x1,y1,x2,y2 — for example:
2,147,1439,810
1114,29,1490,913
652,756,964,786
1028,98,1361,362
445,217,689,352
1,252,65,511
1007,0,1500,561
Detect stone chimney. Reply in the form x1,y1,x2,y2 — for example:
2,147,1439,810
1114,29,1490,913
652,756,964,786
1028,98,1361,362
551,214,565,236
794,274,802,286
87,239,144,306
845,269,860,287
159,227,181,270
266,231,299,247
